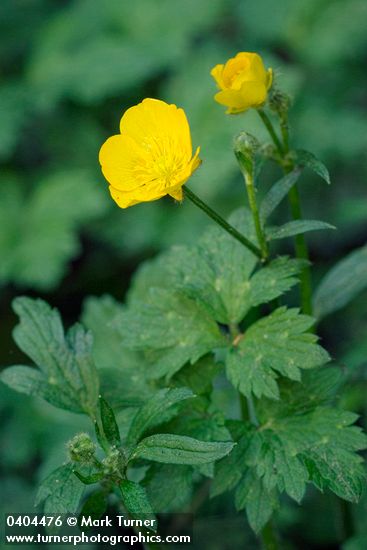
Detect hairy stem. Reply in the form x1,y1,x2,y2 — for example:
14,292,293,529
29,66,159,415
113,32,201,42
240,392,276,548
244,168,269,261
256,109,313,315
232,312,278,549
184,187,262,258
257,109,284,156
288,184,313,315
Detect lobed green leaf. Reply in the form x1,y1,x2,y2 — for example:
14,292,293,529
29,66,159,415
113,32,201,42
4,297,100,415
226,307,330,399
235,470,278,534
144,464,193,513
118,288,225,379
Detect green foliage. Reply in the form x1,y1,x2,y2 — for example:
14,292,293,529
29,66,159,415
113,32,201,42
260,169,301,222
35,463,85,515
132,434,234,465
79,490,108,523
212,394,367,532
211,425,253,498
3,297,236,527
119,288,226,379
28,0,224,105
178,211,305,323
126,387,194,447
144,464,193,513
0,83,31,161
266,220,335,241
235,471,278,534
122,208,316,398
128,208,259,325
290,149,331,184
226,307,329,399
1,297,99,415
99,397,121,447
2,1,367,545
0,171,106,290
172,357,221,396
82,295,154,409
314,245,367,319
119,480,156,528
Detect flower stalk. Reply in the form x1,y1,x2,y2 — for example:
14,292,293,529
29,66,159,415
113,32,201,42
183,186,262,258
256,108,313,315
234,133,269,261
243,163,268,261
257,109,284,156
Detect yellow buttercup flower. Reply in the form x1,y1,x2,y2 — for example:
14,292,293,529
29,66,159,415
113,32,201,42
211,52,273,114
99,98,201,208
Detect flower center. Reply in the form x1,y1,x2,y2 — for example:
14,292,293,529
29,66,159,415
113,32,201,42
142,136,187,186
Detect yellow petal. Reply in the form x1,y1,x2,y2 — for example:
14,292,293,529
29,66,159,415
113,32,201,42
100,99,201,208
239,80,267,108
109,186,141,208
168,187,183,201
210,64,225,89
214,89,248,110
99,134,151,191
214,80,267,113
247,53,268,83
109,183,166,209
222,57,246,88
119,98,192,159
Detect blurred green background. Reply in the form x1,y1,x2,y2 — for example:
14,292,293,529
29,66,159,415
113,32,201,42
1,0,367,548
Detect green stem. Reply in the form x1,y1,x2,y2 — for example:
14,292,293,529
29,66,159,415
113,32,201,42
288,185,313,315
246,394,260,427
94,413,110,454
244,169,269,261
257,109,313,315
230,323,261,428
279,114,289,153
232,315,278,549
257,109,284,156
339,499,354,542
184,186,262,258
239,392,275,548
260,521,279,550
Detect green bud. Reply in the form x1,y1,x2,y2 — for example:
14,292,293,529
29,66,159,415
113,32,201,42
68,433,96,464
234,132,259,157
102,449,125,476
233,132,259,177
268,87,291,116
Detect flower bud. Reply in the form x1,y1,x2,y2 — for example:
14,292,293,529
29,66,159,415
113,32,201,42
68,433,96,463
268,87,291,116
233,132,260,177
102,449,125,476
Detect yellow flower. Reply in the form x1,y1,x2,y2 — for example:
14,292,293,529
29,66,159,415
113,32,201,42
211,52,273,114
99,98,201,208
